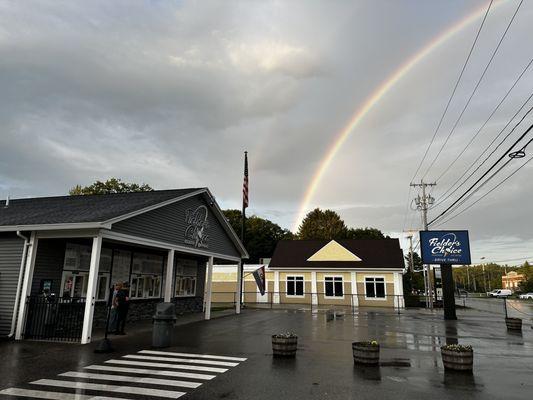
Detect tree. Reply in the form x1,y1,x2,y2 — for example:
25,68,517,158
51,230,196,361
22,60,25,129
297,208,347,240
518,261,533,292
346,227,387,240
222,210,293,263
403,251,424,293
69,178,153,195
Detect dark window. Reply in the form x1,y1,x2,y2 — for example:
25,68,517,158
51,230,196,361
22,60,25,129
325,277,343,297
287,276,304,296
365,277,385,298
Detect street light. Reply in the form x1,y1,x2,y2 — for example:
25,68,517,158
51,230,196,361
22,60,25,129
480,257,488,294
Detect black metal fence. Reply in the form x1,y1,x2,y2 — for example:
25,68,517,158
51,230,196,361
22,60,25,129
23,296,86,342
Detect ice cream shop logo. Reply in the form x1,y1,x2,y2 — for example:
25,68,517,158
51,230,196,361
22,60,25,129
420,230,471,265
184,205,209,248
428,233,462,258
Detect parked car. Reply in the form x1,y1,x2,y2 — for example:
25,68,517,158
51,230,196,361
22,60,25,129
490,289,512,298
487,289,499,297
519,292,533,300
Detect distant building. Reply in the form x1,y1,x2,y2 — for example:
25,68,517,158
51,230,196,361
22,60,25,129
212,238,405,308
502,271,525,291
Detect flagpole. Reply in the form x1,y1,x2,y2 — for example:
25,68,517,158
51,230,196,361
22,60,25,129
240,151,248,307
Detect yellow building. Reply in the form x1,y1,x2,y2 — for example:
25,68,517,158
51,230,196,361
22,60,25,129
502,271,525,291
212,239,405,309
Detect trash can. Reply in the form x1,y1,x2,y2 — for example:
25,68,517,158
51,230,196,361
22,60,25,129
152,302,176,348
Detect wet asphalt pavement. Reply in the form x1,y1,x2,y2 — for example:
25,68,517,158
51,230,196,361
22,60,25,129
0,303,532,400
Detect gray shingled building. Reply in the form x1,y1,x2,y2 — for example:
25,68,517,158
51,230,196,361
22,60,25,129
0,188,247,343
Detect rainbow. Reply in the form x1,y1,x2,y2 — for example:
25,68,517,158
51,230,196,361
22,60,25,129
292,0,506,232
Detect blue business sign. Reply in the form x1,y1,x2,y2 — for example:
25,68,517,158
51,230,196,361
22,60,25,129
419,230,471,265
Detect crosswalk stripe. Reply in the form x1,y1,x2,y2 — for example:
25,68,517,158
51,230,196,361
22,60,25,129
0,387,128,400
123,354,239,367
84,365,215,381
139,350,247,362
60,371,202,389
104,359,228,373
31,379,185,399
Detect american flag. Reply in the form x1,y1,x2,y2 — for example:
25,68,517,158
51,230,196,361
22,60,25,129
243,151,249,209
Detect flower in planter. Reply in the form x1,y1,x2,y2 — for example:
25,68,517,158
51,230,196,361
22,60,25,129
272,332,297,339
441,344,472,352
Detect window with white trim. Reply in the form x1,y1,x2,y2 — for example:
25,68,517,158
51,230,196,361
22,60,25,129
175,260,198,297
287,276,304,296
325,276,343,297
129,252,163,299
365,277,386,298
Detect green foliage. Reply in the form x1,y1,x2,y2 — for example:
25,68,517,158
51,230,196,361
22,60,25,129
69,178,153,195
452,263,525,293
518,261,533,292
223,209,293,263
296,208,386,240
297,208,347,240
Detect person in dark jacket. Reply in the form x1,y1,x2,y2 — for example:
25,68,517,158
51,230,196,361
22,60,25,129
115,282,130,335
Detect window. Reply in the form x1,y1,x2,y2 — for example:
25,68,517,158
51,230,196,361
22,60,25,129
287,276,304,296
175,260,198,297
365,277,386,299
325,276,343,297
129,252,164,299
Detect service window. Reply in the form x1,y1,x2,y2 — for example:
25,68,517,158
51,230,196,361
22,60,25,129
175,261,198,297
325,276,343,297
365,277,386,299
287,276,304,296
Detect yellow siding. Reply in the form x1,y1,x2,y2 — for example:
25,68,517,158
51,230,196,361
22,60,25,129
279,272,312,280
307,240,361,261
356,272,394,283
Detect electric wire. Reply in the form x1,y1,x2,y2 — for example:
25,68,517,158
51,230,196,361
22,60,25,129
422,0,524,180
435,57,533,182
409,0,494,182
432,95,533,209
429,120,533,226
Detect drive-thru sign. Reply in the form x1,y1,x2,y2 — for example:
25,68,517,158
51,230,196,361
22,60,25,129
419,230,471,320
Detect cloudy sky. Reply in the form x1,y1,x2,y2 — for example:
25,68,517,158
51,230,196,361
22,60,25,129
1,0,532,263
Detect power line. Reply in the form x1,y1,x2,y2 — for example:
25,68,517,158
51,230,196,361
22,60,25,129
433,151,533,227
410,0,494,182
429,120,533,226
423,0,524,180
435,57,533,182
432,94,533,209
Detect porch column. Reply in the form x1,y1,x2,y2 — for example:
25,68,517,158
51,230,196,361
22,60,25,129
164,249,175,302
236,261,242,314
393,272,405,309
351,272,359,307
15,232,38,340
311,271,318,305
273,271,280,304
81,235,102,344
204,256,213,320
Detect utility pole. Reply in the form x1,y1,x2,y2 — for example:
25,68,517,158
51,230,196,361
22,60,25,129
408,235,414,273
410,180,436,309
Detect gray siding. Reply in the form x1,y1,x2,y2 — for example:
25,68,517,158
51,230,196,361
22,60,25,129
31,239,67,296
112,194,241,258
0,233,25,337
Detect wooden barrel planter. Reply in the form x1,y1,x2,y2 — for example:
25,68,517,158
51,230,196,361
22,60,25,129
272,334,298,357
505,317,522,331
352,341,380,366
441,345,473,372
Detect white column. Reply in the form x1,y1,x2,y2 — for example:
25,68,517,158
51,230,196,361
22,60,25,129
236,261,242,314
204,257,213,320
15,232,38,340
273,270,280,304
394,272,405,309
351,272,359,307
311,271,318,305
164,249,175,302
81,235,102,344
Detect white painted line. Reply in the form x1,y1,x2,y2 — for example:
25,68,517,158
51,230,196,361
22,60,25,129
60,371,202,389
31,379,185,399
0,387,128,400
104,359,227,373
84,365,215,380
123,354,238,367
139,350,247,362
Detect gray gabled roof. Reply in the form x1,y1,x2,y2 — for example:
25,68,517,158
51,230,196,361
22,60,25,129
0,189,202,226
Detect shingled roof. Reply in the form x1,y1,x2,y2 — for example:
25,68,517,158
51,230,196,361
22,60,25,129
0,188,203,226
269,239,405,269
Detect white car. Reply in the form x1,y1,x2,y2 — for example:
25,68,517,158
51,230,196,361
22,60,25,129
519,293,533,300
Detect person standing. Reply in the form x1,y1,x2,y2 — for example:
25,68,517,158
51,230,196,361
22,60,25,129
108,282,121,334
115,282,130,335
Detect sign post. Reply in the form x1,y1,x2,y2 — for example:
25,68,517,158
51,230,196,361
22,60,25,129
420,230,471,320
